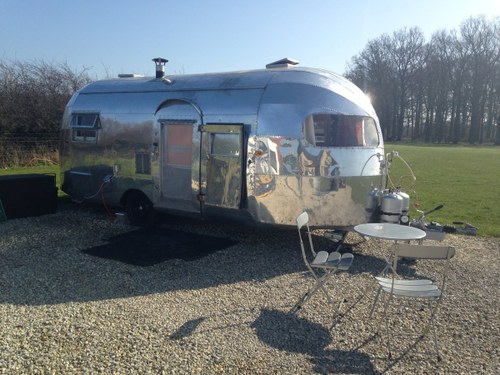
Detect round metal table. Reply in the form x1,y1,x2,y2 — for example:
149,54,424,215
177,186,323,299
354,223,426,242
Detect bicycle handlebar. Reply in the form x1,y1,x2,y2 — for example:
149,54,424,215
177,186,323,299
424,204,444,215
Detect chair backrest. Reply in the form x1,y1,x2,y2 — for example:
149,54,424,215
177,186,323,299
392,243,455,294
393,243,455,261
297,211,309,231
296,212,317,267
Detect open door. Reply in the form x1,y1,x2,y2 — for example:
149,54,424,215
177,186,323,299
156,101,201,212
200,124,244,209
161,121,195,201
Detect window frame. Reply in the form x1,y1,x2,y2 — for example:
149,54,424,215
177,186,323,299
70,113,100,144
210,133,241,157
303,113,379,147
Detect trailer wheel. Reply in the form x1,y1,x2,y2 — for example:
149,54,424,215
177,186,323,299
126,191,154,226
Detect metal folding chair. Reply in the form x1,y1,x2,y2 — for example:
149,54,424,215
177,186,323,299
290,211,354,317
375,243,455,360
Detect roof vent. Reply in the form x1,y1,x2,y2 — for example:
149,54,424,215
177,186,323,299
118,73,144,78
152,57,168,78
266,58,299,69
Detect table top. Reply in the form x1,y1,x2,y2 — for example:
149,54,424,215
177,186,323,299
354,223,426,241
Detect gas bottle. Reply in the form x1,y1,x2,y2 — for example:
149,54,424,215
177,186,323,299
365,188,381,221
396,191,410,224
380,191,403,223
365,188,380,212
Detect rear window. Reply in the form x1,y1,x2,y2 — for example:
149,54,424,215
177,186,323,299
70,113,100,143
70,113,100,128
303,113,379,147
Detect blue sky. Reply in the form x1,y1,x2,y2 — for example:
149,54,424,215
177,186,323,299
1,0,499,79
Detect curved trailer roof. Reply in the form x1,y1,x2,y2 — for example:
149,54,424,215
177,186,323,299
77,66,377,120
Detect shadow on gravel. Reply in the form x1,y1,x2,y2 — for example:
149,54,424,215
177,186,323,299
252,308,380,374
82,226,238,267
0,206,389,306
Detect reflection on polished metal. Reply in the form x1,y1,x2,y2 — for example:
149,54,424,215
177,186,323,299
60,58,386,228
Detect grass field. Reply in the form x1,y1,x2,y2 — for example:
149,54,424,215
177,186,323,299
1,145,499,237
385,144,500,237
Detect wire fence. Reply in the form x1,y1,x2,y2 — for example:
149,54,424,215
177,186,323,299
0,133,60,168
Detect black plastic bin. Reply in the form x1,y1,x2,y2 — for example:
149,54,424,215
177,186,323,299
0,174,58,219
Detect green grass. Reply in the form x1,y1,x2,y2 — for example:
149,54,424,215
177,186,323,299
1,146,499,237
385,144,500,237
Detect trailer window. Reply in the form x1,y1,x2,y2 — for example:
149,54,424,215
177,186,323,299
70,113,100,128
70,113,100,143
135,152,151,174
303,114,379,147
72,129,97,143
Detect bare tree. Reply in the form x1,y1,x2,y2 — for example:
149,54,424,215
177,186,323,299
346,28,426,141
458,16,499,144
346,35,396,139
0,59,92,166
0,60,91,135
385,27,427,141
425,30,455,142
345,16,499,145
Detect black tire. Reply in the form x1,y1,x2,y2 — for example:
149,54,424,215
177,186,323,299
125,191,154,226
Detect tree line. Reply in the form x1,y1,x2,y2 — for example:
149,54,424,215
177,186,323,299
0,60,92,136
346,15,500,145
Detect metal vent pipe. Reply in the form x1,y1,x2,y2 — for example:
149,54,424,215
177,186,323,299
152,57,168,78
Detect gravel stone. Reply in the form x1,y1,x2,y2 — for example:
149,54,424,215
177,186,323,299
0,202,498,374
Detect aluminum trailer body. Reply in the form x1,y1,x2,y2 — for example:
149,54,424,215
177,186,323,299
60,60,385,228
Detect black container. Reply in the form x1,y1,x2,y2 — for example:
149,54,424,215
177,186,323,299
0,174,58,219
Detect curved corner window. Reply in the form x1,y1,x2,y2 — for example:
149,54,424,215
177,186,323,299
303,113,379,147
70,113,100,143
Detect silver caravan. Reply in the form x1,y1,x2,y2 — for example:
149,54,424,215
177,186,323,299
60,58,386,228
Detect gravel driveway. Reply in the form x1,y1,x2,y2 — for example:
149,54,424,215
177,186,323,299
0,202,498,374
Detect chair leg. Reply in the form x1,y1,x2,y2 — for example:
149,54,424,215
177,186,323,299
380,296,443,361
290,270,341,315
317,270,348,320
369,286,382,318
290,281,322,313
289,291,310,314
290,271,331,313
381,292,395,358
425,300,441,360
373,289,388,333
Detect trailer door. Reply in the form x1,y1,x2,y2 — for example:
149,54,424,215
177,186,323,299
200,124,244,209
157,101,202,212
161,121,195,201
